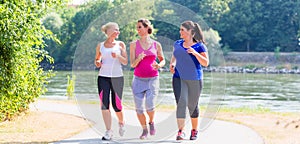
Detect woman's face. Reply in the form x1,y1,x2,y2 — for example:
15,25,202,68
136,22,148,36
106,25,120,39
179,26,192,39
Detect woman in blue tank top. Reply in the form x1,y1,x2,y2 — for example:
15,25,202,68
169,21,209,141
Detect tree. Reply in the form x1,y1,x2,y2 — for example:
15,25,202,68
0,0,66,121
42,6,77,64
216,0,264,51
42,12,63,59
199,0,232,28
57,0,113,64
151,0,181,41
168,0,202,14
71,0,154,69
260,0,300,52
217,0,300,52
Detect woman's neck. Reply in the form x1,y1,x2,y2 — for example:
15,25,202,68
105,37,115,44
182,37,196,48
139,36,151,43
103,37,116,48
183,38,194,45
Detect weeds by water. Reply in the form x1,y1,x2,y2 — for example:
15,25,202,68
66,75,76,100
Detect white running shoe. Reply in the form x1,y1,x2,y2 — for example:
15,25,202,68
102,130,113,140
119,123,125,136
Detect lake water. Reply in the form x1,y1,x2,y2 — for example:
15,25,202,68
44,71,300,112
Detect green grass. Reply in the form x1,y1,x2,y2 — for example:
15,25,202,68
38,98,300,121
217,106,271,114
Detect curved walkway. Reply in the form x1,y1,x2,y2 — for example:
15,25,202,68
32,100,264,144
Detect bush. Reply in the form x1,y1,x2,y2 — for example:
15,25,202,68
0,1,65,121
203,28,223,66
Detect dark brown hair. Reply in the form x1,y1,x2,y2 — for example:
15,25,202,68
181,21,205,44
138,18,153,34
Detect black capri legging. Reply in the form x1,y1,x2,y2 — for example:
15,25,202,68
172,77,203,118
97,76,124,112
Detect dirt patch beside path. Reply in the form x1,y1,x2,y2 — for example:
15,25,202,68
216,112,300,144
0,110,90,143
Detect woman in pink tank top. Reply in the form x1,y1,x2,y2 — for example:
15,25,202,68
129,18,165,139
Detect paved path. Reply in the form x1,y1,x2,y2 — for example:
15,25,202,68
31,100,264,144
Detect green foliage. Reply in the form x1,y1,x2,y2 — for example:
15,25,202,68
221,44,231,56
56,0,113,64
203,28,223,66
66,75,76,99
151,0,181,41
168,0,202,14
199,0,233,27
217,0,300,52
219,106,271,114
42,12,63,58
274,46,281,60
71,0,154,68
43,12,64,34
38,0,300,70
292,65,298,70
0,0,65,121
244,64,256,69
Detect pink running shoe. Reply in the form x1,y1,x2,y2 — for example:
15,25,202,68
149,122,156,135
176,130,185,140
140,129,148,139
190,129,198,140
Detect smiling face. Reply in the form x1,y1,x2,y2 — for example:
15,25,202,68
105,24,120,39
136,22,148,36
179,26,192,40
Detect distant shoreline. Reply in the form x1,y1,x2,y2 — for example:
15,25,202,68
203,66,300,74
41,52,300,73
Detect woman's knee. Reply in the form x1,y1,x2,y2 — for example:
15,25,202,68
189,108,199,118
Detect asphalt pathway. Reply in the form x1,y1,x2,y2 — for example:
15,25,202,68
31,100,264,144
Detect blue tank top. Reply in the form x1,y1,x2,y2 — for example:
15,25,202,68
173,39,207,80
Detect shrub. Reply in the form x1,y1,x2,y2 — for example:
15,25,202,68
0,1,65,121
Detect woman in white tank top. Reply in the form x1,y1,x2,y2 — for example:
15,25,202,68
94,22,128,141
98,41,123,77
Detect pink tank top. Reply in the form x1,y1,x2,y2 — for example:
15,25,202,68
134,40,159,78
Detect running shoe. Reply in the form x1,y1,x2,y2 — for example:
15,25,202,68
149,122,156,135
190,129,198,140
176,130,185,140
102,130,113,140
140,128,148,139
119,123,125,137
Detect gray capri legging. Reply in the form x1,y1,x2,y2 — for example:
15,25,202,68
172,77,203,118
132,76,159,114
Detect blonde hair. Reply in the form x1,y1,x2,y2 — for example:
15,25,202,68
101,22,118,34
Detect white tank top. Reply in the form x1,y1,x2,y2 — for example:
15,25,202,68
98,41,123,77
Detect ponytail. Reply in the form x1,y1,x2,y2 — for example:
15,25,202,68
181,21,205,44
193,22,205,44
